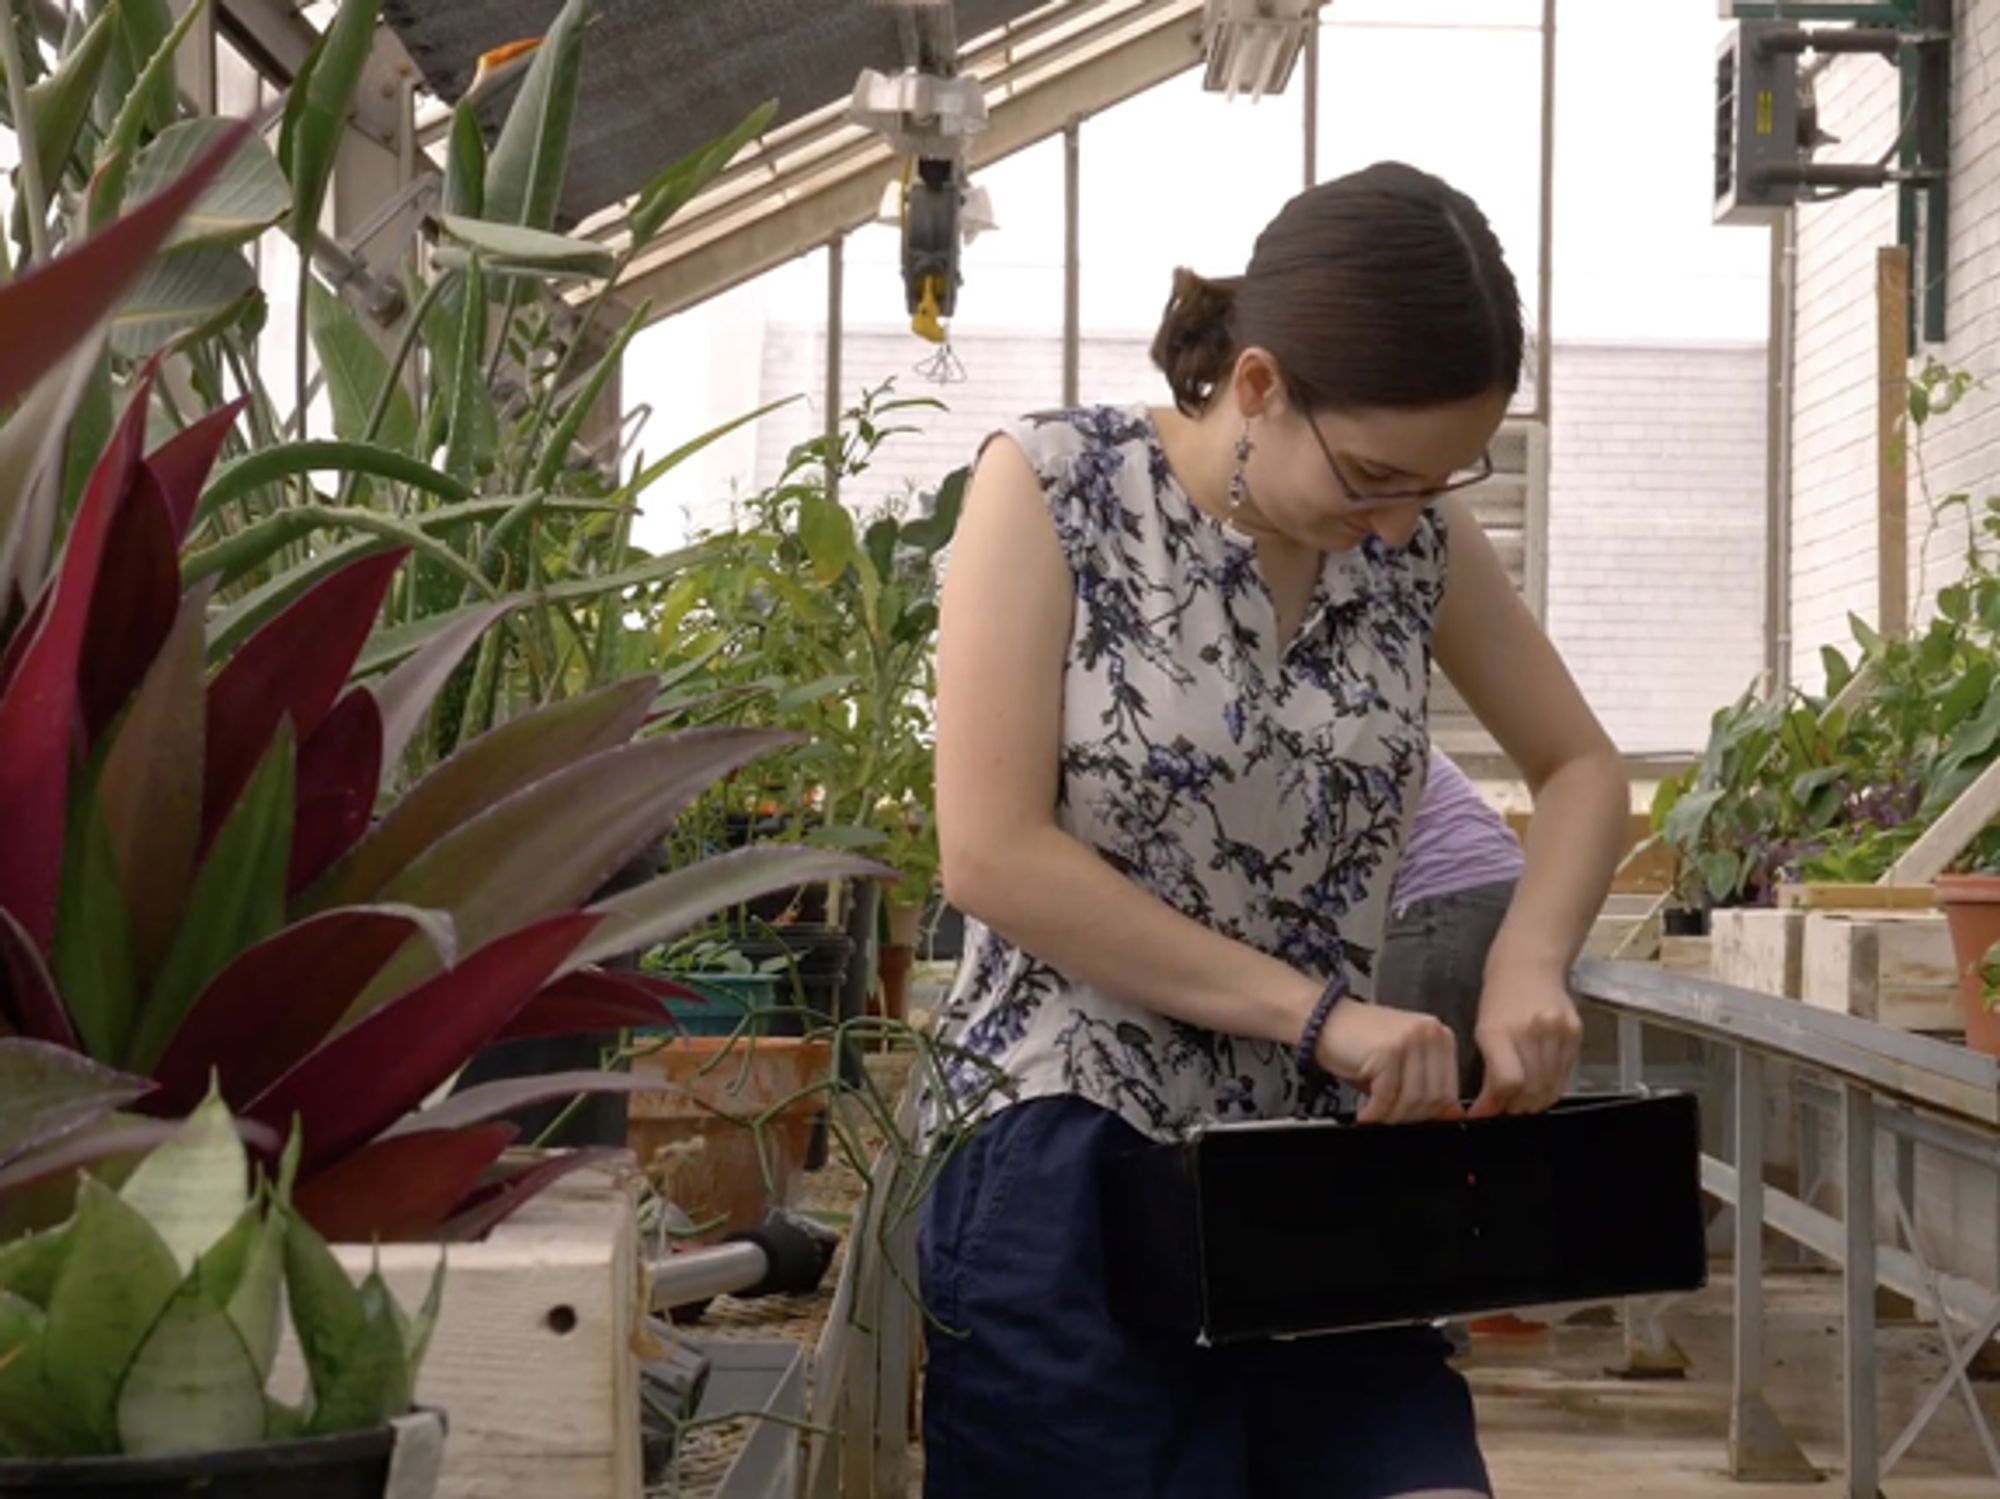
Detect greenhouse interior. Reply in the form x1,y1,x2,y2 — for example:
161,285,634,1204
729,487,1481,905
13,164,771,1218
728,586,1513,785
4,0,2000,1495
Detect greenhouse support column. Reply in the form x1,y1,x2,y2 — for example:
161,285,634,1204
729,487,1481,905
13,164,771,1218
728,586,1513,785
1845,1084,1881,1498
1533,0,1555,424
1302,13,1318,190
827,233,844,504
1063,121,1080,409
1876,246,1910,639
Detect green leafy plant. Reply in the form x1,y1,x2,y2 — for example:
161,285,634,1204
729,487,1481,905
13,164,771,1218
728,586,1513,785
656,386,964,907
0,1075,438,1459
1653,360,2000,904
0,137,883,1243
3,0,786,779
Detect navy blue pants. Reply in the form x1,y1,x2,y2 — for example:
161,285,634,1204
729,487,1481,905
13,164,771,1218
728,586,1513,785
919,1096,1493,1498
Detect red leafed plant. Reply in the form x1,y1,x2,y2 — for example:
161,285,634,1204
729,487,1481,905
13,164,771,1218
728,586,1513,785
0,120,884,1244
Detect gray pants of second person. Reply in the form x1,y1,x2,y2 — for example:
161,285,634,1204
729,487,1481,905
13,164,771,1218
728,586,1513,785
1375,879,1518,1104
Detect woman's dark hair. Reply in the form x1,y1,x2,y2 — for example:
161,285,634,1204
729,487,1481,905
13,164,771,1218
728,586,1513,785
1149,161,1523,417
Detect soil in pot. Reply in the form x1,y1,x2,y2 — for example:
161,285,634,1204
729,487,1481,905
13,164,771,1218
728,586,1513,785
0,1416,439,1499
1936,874,2000,1056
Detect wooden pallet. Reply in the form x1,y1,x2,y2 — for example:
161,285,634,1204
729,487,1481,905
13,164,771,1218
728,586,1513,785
1774,882,1938,911
1711,908,1807,998
1799,912,1963,1033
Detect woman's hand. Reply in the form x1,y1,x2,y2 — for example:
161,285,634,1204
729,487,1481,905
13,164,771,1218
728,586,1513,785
1318,1000,1463,1125
1469,960,1582,1117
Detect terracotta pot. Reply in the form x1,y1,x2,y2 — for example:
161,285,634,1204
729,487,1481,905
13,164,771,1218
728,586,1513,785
876,944,915,1024
625,1036,832,1238
1935,874,2000,1057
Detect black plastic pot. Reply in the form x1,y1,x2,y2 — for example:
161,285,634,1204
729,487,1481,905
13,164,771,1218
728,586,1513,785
1662,906,1710,937
725,925,854,1034
0,1422,421,1498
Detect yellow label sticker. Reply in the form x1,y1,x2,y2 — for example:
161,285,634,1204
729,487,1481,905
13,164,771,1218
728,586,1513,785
1756,90,1774,135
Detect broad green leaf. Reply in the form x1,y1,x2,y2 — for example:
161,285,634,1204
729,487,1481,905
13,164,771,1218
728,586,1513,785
22,4,118,201
43,1178,183,1451
129,729,295,1075
112,247,256,359
444,100,485,218
59,347,115,525
529,299,649,493
98,588,208,973
0,1221,73,1308
86,0,214,225
115,1276,264,1456
200,441,475,524
1939,661,1993,733
1820,644,1853,698
1938,583,1971,623
0,1289,87,1458
285,1218,411,1433
484,0,589,230
123,118,290,249
119,1092,249,1278
438,214,613,277
798,495,857,585
1849,610,1884,657
188,1203,283,1380
0,1041,151,1174
283,0,385,246
50,781,143,1067
309,278,418,455
573,845,889,970
106,0,178,135
629,98,777,249
1699,848,1743,903
1661,786,1722,847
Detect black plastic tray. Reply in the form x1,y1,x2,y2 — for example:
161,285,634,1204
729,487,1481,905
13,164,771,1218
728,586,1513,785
1102,1091,1707,1344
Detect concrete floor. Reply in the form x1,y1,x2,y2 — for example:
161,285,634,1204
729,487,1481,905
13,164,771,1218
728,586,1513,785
1471,1273,2000,1497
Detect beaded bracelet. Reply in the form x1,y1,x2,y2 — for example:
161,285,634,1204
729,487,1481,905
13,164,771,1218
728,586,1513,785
1292,979,1345,1100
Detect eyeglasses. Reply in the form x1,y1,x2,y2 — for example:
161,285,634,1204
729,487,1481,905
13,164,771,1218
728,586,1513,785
1304,418,1494,512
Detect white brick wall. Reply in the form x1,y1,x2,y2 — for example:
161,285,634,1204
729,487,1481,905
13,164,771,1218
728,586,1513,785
747,327,1765,756
1788,4,2000,681
1547,343,1769,755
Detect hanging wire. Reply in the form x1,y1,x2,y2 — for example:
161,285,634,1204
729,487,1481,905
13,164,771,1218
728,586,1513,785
914,339,967,385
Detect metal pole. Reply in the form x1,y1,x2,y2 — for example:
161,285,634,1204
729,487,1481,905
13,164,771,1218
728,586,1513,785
1845,1084,1880,1498
1731,1051,1818,1477
1533,0,1556,424
826,233,844,504
1302,11,1319,190
1062,121,1080,409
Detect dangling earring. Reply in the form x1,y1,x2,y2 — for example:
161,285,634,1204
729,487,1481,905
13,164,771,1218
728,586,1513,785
1228,427,1252,517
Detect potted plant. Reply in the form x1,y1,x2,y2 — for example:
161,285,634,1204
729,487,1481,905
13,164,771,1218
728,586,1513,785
0,134,885,1246
1935,836,2000,1056
0,1070,445,1495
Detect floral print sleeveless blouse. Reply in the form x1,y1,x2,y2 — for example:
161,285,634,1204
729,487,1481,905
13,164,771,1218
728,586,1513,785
925,404,1449,1143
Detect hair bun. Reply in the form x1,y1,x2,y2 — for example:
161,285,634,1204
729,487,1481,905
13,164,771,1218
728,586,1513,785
1150,268,1240,416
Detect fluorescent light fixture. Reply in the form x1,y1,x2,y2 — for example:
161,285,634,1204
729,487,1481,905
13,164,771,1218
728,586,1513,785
1202,0,1316,101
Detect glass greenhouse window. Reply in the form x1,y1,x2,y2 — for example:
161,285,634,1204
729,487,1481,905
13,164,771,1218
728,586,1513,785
622,248,828,553
1078,69,1305,407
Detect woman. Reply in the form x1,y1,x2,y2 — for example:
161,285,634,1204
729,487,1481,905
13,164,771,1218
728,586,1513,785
919,161,1627,1499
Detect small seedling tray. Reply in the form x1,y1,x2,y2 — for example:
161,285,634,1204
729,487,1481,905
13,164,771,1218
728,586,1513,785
1103,1091,1706,1345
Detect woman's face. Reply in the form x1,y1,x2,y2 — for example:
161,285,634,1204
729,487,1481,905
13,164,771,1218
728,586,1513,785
1231,356,1509,553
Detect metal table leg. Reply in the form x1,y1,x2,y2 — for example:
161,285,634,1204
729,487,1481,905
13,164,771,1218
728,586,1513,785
1845,1084,1881,1498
